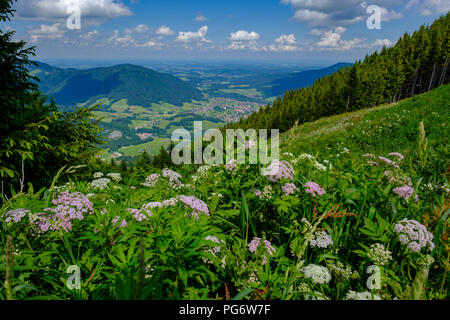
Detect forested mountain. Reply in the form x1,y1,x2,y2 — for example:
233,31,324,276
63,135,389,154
228,13,450,133
268,63,353,97
29,63,203,108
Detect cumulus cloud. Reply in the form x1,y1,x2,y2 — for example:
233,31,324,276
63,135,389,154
229,30,260,41
371,38,394,47
266,34,299,52
108,30,136,47
156,25,175,37
227,30,260,50
281,0,404,27
176,26,210,43
28,23,65,43
15,0,132,23
124,24,149,35
419,0,450,15
315,26,365,51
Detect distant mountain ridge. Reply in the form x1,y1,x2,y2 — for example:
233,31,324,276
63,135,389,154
268,63,353,96
29,62,203,108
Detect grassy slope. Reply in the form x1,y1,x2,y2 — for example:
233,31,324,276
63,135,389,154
280,84,450,167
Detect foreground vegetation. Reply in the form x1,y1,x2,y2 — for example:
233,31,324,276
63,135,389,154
1,84,448,300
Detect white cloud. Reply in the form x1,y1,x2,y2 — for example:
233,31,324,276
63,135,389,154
108,30,136,47
139,40,164,49
314,26,365,51
309,28,323,36
80,29,99,40
227,40,259,51
28,23,65,43
227,30,260,50
229,30,260,41
266,34,299,52
15,0,132,22
379,7,403,21
281,0,404,27
371,38,394,47
124,24,149,35
176,26,210,43
156,25,175,37
195,15,208,22
420,0,450,15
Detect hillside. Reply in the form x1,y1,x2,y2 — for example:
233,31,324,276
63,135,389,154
268,63,353,97
280,83,449,164
29,62,204,107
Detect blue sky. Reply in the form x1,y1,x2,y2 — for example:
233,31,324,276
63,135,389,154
1,0,448,64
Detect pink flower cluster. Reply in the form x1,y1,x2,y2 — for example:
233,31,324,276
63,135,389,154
304,182,326,197
265,160,294,183
162,169,184,188
112,216,127,228
394,219,434,252
254,189,262,199
4,208,30,223
126,208,152,222
282,183,298,196
180,195,210,220
248,237,276,265
39,192,94,233
364,153,403,168
393,185,418,202
225,159,238,173
143,174,160,187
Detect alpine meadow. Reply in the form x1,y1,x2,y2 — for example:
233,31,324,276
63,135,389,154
0,0,449,304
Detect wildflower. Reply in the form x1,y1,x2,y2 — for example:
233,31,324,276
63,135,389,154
248,237,276,265
388,152,405,161
345,291,381,300
248,237,261,253
179,196,210,220
262,185,273,200
42,192,94,232
328,261,359,280
254,189,262,199
367,161,378,166
309,230,333,248
93,172,104,178
112,216,127,228
126,208,151,221
314,162,327,171
225,159,238,173
263,159,294,183
205,236,225,254
300,264,332,285
4,209,30,223
194,165,212,181
142,173,160,187
90,178,111,190
378,156,392,165
304,181,325,197
142,202,162,213
368,243,392,266
394,219,434,252
393,185,418,202
162,198,178,207
106,173,122,182
162,169,184,189
362,154,376,159
282,183,298,196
